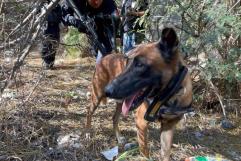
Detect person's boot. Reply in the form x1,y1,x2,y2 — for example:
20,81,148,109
43,61,54,70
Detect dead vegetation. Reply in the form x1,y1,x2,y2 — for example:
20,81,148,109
0,51,240,161
0,0,240,161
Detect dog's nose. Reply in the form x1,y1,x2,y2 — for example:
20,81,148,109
105,84,115,97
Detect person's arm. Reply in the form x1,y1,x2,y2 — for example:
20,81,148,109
61,1,76,26
61,0,85,30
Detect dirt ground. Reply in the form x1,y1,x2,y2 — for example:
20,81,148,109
0,51,240,161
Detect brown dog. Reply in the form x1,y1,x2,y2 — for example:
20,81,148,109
87,27,193,161
86,54,128,144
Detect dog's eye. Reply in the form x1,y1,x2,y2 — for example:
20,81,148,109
136,61,144,68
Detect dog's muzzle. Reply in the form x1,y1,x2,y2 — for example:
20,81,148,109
105,84,114,98
105,82,121,99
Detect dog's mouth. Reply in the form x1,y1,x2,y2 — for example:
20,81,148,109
122,88,151,116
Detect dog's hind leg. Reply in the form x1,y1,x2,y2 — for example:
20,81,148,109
160,118,181,161
86,86,102,129
86,102,99,129
113,102,126,145
135,103,149,158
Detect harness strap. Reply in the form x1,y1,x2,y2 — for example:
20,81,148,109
157,103,193,120
144,66,189,122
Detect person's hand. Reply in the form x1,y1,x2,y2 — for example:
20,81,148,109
76,19,86,33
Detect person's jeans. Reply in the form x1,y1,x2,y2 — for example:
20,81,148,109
123,32,135,55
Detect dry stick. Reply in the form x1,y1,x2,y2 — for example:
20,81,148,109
0,0,60,95
209,80,227,118
190,66,227,118
8,7,38,37
0,25,40,96
0,6,51,94
0,0,4,15
228,0,241,12
11,24,41,78
8,0,44,37
22,71,45,104
1,12,5,40
2,0,60,49
0,0,5,48
0,36,24,50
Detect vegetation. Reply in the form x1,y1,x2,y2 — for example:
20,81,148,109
0,0,240,161
145,0,241,113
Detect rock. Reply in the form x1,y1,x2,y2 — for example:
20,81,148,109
57,133,82,149
194,131,204,140
220,119,235,130
184,111,196,118
0,155,8,160
46,147,63,160
227,150,241,161
124,143,138,151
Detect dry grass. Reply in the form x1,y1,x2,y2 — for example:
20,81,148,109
0,51,240,161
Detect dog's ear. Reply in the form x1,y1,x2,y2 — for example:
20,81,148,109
158,28,179,60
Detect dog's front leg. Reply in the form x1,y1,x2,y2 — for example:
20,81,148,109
160,119,180,161
135,103,149,158
113,102,126,145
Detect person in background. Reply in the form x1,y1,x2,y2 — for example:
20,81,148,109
41,0,119,69
121,0,148,55
41,1,62,69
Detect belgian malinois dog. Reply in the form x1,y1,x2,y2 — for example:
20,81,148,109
86,53,128,144
87,27,193,161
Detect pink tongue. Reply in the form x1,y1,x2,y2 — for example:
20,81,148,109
122,93,137,116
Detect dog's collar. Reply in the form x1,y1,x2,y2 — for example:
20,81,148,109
144,65,192,122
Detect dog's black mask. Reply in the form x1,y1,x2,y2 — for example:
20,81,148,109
105,56,161,99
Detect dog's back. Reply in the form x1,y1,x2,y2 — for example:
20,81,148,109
91,53,127,106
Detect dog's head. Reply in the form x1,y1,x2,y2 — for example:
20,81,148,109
105,28,181,115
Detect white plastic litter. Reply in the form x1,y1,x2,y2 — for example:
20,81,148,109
101,146,118,161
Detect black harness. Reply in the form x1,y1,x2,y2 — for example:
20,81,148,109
144,66,193,122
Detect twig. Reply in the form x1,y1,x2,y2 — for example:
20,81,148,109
223,98,241,101
59,42,82,47
8,8,38,37
7,156,22,161
0,0,60,95
1,12,5,41
191,66,227,118
0,25,41,95
23,71,45,104
0,0,4,15
209,80,226,118
2,0,60,49
25,0,60,32
228,0,241,12
0,36,24,50
7,0,45,37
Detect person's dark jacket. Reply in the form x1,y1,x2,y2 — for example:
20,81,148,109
121,0,148,33
61,0,117,29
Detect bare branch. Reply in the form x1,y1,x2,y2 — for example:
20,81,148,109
209,79,227,118
0,0,4,15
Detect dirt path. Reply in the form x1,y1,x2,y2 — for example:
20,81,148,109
0,51,240,161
